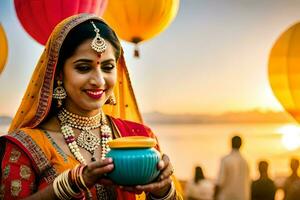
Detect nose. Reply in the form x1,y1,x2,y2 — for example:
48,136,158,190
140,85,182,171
90,69,105,87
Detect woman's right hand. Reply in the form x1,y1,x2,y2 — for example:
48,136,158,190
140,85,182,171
82,158,114,188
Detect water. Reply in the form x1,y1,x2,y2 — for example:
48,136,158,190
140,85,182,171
0,122,292,199
149,122,298,182
1,122,296,181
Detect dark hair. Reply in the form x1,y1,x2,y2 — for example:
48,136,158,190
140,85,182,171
258,160,268,174
57,19,121,71
45,19,121,121
231,135,242,149
194,166,205,183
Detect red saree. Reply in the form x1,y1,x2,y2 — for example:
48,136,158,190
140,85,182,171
0,117,164,199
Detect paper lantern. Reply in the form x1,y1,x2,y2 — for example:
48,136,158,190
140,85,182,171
103,0,179,57
14,0,108,45
269,22,300,123
0,24,8,74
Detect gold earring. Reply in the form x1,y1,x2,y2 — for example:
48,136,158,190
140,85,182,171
106,93,116,105
53,80,67,107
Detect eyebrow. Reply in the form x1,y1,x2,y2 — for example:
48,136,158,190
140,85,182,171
73,58,115,64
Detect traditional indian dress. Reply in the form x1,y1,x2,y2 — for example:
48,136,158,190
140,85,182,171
0,14,183,199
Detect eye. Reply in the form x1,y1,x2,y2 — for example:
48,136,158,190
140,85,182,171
75,64,91,73
102,63,115,72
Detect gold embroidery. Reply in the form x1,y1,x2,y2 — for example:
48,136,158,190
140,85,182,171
0,184,5,199
3,165,10,179
20,165,31,180
9,149,21,163
11,180,21,197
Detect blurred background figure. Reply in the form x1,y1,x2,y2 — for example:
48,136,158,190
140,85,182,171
283,158,300,200
185,165,214,200
214,135,250,200
251,160,276,200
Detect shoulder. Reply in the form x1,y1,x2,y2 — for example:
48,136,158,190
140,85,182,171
1,128,48,149
0,128,54,169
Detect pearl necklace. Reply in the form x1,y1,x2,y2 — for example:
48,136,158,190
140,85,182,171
58,109,112,164
59,108,101,129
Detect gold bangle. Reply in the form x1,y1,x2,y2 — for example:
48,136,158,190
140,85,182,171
148,182,175,200
53,169,82,200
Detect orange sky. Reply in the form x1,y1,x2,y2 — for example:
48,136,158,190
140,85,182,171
2,1,300,116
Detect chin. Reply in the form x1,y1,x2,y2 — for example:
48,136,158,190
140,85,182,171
83,101,105,111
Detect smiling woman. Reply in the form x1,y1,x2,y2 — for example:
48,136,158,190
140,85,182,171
62,39,117,115
0,14,183,200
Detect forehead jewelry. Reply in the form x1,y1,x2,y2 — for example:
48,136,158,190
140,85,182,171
90,21,107,54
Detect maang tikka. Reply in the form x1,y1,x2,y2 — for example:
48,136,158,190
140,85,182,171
53,80,67,107
90,21,107,53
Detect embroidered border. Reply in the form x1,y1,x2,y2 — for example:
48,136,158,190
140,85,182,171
29,14,101,128
43,130,68,162
8,131,57,184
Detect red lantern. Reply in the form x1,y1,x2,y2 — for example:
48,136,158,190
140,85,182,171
14,0,108,45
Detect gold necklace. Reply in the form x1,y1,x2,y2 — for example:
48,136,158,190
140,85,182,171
58,108,112,162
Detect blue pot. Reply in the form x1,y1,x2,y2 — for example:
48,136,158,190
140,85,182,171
106,147,161,185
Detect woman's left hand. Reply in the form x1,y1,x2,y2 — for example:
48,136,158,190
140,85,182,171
120,154,174,197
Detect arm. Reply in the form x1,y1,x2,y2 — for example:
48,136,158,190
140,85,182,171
214,159,226,199
111,118,184,199
0,141,56,199
1,140,114,200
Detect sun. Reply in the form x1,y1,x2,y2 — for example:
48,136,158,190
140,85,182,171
277,125,300,151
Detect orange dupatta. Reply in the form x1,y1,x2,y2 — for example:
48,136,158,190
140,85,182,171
9,14,142,133
8,13,182,199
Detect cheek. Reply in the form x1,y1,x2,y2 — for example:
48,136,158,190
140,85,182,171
63,72,84,93
107,72,117,88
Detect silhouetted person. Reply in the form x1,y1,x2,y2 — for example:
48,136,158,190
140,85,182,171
284,158,300,200
251,160,276,200
185,166,214,200
214,135,250,200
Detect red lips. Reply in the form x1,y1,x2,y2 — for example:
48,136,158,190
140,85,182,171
85,89,104,99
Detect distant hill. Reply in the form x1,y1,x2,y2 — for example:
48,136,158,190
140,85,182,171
0,116,12,125
143,110,294,124
0,110,293,125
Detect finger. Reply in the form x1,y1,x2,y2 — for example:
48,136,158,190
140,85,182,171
136,177,172,192
158,154,170,170
159,163,174,180
83,162,114,186
92,163,114,175
88,158,113,171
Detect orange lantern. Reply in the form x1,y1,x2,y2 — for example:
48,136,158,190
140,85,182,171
269,22,300,123
103,0,180,57
0,24,8,74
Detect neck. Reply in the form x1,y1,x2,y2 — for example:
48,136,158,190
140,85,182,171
64,104,101,117
260,173,268,179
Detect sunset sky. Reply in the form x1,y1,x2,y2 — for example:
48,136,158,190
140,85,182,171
1,0,300,116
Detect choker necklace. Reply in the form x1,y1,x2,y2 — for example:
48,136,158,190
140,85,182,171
58,108,112,164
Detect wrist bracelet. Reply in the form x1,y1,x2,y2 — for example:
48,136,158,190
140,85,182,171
148,182,175,200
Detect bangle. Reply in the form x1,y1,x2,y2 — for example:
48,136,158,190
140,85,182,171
53,169,84,200
148,182,176,200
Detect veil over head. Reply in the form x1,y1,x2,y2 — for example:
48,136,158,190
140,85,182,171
9,13,142,133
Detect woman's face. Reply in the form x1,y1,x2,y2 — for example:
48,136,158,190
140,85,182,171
62,38,117,116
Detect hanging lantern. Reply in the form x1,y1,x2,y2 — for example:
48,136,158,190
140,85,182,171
14,0,108,45
269,22,300,123
103,0,180,57
0,24,8,74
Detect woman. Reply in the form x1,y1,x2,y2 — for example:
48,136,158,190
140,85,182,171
0,14,182,199
185,166,214,200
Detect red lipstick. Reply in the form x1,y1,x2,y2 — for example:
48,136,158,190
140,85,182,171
85,90,104,99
